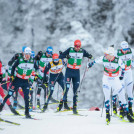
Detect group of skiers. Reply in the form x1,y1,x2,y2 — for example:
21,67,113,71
87,41,134,124
0,40,134,124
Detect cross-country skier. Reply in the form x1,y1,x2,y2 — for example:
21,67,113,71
8,46,27,109
59,39,93,114
112,41,134,117
41,53,65,112
34,47,53,109
0,60,19,115
87,45,134,123
0,47,38,118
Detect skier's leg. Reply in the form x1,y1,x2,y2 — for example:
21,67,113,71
102,76,111,123
22,83,31,118
72,70,80,114
41,77,55,112
0,80,20,115
125,70,133,116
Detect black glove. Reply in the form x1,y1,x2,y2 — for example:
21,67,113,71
59,51,62,55
88,54,93,59
66,55,71,59
38,51,43,55
10,76,14,82
34,74,38,81
87,62,94,68
119,69,125,80
119,76,123,80
44,82,48,88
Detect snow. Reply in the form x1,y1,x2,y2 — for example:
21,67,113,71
0,0,134,119
0,109,134,134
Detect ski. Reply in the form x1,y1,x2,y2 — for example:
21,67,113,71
0,117,20,125
106,121,110,125
23,117,41,120
18,104,25,109
5,113,25,116
113,113,129,123
55,109,72,113
68,114,88,117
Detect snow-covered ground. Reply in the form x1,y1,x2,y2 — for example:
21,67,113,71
0,108,134,134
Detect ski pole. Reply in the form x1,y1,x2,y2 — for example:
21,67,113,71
0,81,10,86
110,88,113,116
101,97,105,117
77,59,89,93
0,117,20,125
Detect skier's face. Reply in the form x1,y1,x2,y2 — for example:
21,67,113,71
24,54,31,60
105,54,114,60
46,52,52,57
74,45,81,51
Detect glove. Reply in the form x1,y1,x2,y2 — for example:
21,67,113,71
59,51,62,55
88,54,93,59
38,51,43,55
10,76,14,82
87,62,94,68
34,74,38,81
119,69,125,80
66,55,71,59
119,76,123,80
44,82,48,88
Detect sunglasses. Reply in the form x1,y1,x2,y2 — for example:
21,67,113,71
74,45,81,48
25,53,31,55
53,59,59,62
122,48,129,51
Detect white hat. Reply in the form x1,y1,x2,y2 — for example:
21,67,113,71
24,47,31,54
120,41,128,49
104,45,114,56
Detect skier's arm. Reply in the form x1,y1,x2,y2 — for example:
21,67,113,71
87,56,103,68
34,61,39,71
43,63,51,82
83,49,93,59
118,58,125,79
59,48,70,59
8,53,19,66
34,51,43,61
11,59,19,76
94,56,103,64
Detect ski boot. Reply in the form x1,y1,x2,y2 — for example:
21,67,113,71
13,101,17,109
25,110,32,118
119,107,124,119
9,105,20,115
0,103,4,112
106,111,110,125
57,100,63,112
126,112,134,122
129,106,134,117
113,104,117,115
41,103,48,112
64,101,71,110
73,105,78,114
37,99,40,109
